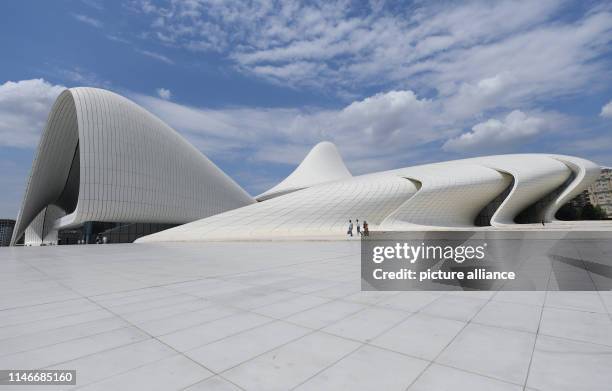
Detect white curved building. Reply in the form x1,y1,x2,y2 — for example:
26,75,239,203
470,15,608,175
11,86,604,245
11,87,254,245
138,143,602,242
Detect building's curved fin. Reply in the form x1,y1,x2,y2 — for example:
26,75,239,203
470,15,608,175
473,172,514,226
23,205,66,246
475,156,572,226
256,141,352,201
11,90,79,245
380,165,511,229
543,156,601,221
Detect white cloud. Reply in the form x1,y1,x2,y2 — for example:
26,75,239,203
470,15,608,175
72,13,102,28
442,110,553,152
0,79,65,148
136,49,174,64
124,1,611,170
131,88,456,172
156,87,172,100
0,78,573,174
132,0,612,102
601,100,612,118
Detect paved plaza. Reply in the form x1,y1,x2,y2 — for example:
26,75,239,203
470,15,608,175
1,241,612,390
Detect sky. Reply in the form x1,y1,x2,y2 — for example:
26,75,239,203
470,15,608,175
0,0,611,219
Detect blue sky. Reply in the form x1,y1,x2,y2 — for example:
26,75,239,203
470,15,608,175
1,0,611,219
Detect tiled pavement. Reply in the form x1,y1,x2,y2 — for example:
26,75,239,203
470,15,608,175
0,241,611,390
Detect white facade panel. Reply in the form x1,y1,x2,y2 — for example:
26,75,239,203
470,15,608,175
256,141,352,201
12,87,254,245
141,173,419,241
381,164,511,228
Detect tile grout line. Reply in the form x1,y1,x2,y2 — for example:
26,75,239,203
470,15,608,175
522,263,553,391
402,290,500,390
17,258,221,390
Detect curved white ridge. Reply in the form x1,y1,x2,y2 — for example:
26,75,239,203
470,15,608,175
23,205,65,245
256,141,352,201
476,155,572,226
380,164,511,229
543,155,601,221
138,153,604,243
482,154,571,227
11,87,254,245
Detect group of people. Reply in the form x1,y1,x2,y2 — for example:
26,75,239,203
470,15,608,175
347,219,369,237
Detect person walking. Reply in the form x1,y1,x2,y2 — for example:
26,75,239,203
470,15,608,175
363,221,369,237
347,220,353,237
356,219,361,236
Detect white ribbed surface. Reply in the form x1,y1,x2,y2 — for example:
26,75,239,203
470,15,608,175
24,205,65,245
140,173,418,241
256,141,352,201
138,153,601,242
12,87,254,245
13,91,78,245
544,155,602,221
381,163,511,229
475,155,572,226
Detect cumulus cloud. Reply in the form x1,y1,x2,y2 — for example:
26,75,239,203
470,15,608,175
0,78,572,174
122,0,611,169
72,13,102,28
601,100,612,118
156,87,172,100
0,79,65,148
131,89,448,170
442,110,554,152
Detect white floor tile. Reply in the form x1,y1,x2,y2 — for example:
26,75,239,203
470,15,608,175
527,335,612,391
472,300,542,333
540,307,612,346
78,354,212,391
322,307,408,342
183,376,242,391
545,291,607,313
284,300,365,329
421,295,488,322
185,320,311,372
222,331,359,391
158,312,271,352
372,313,465,360
436,323,535,385
47,339,176,387
252,295,330,319
409,363,522,391
296,345,428,391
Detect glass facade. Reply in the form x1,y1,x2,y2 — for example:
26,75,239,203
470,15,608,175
0,219,16,247
58,222,177,245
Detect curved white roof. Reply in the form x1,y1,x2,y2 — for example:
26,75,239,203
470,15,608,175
12,87,254,245
138,153,603,242
256,141,352,201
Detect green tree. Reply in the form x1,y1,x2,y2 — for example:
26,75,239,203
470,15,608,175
556,204,579,221
581,204,607,220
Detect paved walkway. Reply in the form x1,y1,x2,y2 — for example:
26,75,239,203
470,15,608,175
1,242,611,390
